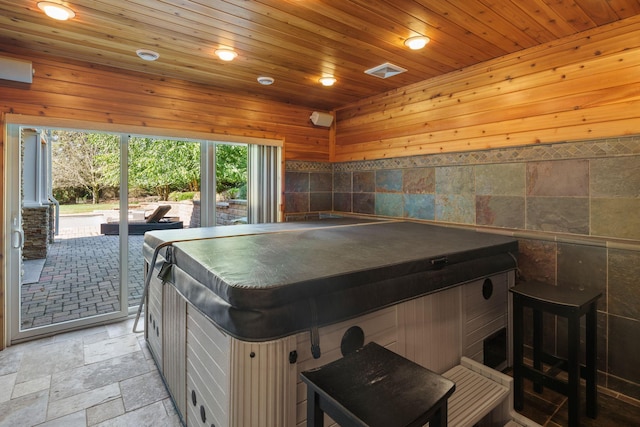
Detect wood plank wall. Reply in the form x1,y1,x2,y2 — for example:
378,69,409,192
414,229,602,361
333,14,640,162
0,49,330,162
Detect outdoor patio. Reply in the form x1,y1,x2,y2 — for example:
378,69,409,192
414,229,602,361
21,214,145,329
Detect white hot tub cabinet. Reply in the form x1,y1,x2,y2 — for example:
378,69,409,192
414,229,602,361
142,219,518,427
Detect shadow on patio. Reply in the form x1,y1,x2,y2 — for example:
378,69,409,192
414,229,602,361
21,214,145,329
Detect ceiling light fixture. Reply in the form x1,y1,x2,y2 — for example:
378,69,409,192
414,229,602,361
136,49,160,61
257,76,275,85
319,76,336,87
215,48,238,61
37,1,76,20
404,36,430,50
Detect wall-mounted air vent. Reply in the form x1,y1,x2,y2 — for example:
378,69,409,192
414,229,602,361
364,62,407,79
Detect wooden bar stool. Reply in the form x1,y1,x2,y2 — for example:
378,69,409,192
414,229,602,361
510,281,602,427
300,342,456,427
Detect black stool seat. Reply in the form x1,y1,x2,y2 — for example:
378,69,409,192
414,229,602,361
510,281,602,427
300,342,456,427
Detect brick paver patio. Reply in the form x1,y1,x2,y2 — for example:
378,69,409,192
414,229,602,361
21,217,146,329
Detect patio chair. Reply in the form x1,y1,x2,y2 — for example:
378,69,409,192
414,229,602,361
100,204,183,235
145,205,172,223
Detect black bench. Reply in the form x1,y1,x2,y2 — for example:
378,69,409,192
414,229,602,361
300,342,456,427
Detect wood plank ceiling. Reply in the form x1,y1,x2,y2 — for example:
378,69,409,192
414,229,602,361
1,0,639,111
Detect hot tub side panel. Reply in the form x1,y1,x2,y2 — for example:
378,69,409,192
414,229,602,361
146,272,163,368
186,306,231,427
293,272,512,426
148,270,514,427
186,304,298,427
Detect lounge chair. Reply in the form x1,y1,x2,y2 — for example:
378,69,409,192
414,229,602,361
144,205,172,223
100,205,183,235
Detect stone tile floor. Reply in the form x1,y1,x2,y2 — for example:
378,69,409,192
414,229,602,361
1,315,639,426
0,317,181,427
510,368,640,426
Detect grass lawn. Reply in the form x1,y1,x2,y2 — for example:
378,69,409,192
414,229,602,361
59,202,120,215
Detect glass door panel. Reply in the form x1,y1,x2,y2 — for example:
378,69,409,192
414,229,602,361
126,137,202,308
214,143,248,226
9,127,128,342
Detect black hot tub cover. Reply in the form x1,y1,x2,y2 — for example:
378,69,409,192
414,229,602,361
144,219,518,342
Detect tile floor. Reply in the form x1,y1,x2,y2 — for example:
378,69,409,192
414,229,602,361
512,369,640,426
2,316,640,427
0,317,182,427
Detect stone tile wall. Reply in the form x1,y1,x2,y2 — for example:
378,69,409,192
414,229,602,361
215,200,247,225
284,162,333,221
22,206,50,260
285,134,640,400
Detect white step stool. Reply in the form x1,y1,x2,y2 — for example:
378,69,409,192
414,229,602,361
442,357,541,427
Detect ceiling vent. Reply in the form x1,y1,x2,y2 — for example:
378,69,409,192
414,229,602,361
364,62,407,79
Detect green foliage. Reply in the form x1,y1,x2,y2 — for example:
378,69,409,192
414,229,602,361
59,202,120,214
237,183,247,199
52,187,83,204
128,137,201,200
168,191,197,201
52,132,248,203
52,131,120,204
216,144,247,194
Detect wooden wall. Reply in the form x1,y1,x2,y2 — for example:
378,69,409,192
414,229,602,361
333,14,640,162
0,49,331,162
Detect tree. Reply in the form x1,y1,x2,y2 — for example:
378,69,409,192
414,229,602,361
216,144,247,194
52,131,120,204
52,132,247,203
128,137,200,200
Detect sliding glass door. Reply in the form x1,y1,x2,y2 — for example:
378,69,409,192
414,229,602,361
6,127,129,342
5,120,280,344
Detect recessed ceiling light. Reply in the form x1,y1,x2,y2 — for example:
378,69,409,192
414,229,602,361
257,76,275,85
404,36,430,50
136,49,160,61
37,1,75,20
215,48,238,61
319,76,336,86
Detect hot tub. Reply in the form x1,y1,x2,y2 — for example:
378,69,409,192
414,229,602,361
142,218,518,427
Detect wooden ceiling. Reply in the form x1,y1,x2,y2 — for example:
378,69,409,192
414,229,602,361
1,0,640,111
